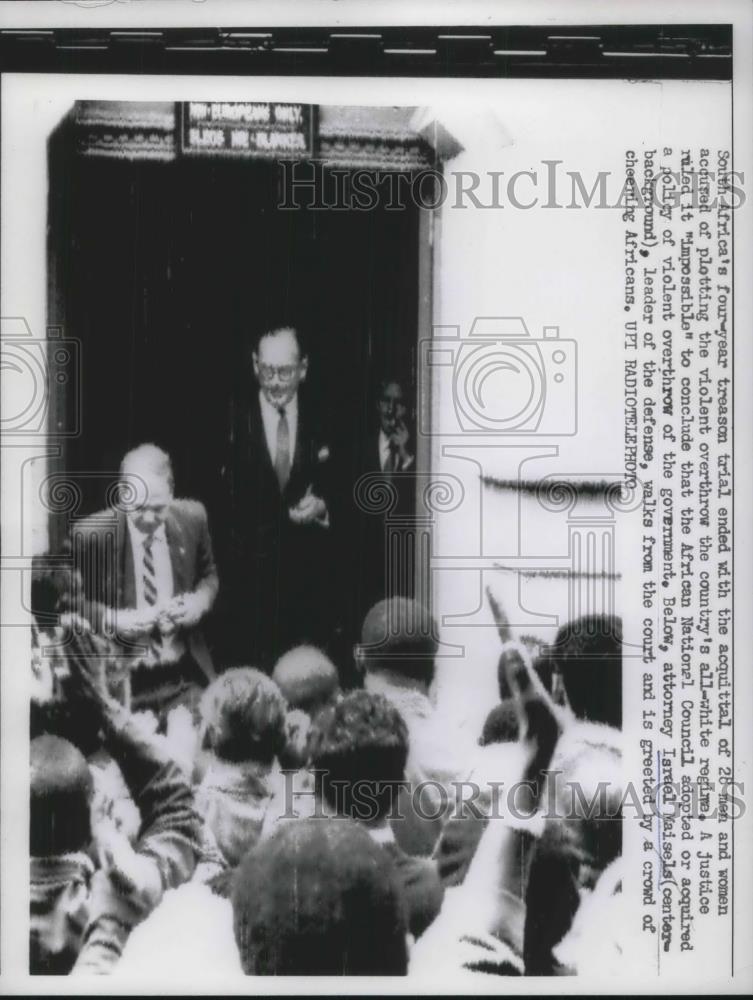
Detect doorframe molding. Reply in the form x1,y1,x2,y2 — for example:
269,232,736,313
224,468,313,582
72,101,437,170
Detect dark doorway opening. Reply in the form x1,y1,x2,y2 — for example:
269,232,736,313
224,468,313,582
49,136,422,668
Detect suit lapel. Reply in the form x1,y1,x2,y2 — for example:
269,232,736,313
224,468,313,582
165,507,186,595
287,394,314,504
252,393,309,501
249,397,279,489
290,395,305,479
119,510,136,609
120,508,187,605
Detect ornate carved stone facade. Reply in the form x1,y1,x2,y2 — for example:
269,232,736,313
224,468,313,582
73,101,434,169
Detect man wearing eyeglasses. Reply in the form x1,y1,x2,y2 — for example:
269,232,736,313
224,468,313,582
222,324,335,668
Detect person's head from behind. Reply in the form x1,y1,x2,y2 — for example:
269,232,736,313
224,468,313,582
232,817,407,975
357,597,437,694
272,645,339,718
308,690,408,825
120,443,174,536
252,325,307,410
199,668,286,766
31,734,93,857
30,735,95,973
546,615,622,729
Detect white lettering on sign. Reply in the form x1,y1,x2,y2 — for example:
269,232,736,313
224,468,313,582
190,102,210,121
254,131,307,151
189,127,224,148
209,103,271,124
273,105,303,125
230,129,250,149
185,103,311,155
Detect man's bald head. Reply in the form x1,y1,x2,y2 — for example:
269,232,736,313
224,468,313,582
358,597,438,689
272,645,339,717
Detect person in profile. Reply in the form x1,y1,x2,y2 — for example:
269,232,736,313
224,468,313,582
222,324,335,669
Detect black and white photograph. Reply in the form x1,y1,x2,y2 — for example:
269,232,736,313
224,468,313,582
1,0,751,993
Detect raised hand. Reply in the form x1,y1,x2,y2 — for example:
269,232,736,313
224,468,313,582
498,641,561,805
458,639,563,945
64,627,122,724
485,584,513,644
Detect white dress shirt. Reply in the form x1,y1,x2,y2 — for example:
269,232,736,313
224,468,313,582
379,430,414,472
128,519,174,609
258,389,330,526
259,389,298,467
126,517,184,664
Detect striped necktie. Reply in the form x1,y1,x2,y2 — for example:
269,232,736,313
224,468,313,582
387,442,400,472
141,534,161,663
142,534,158,607
275,406,291,490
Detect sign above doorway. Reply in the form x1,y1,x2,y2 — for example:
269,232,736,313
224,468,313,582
180,101,316,158
71,102,435,170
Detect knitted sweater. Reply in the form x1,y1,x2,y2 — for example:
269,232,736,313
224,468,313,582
30,708,201,975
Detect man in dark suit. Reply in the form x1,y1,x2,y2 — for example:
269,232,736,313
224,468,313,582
351,376,417,625
71,443,218,725
373,376,415,476
223,325,334,668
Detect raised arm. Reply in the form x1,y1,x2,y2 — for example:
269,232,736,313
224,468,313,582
64,633,202,973
410,642,561,979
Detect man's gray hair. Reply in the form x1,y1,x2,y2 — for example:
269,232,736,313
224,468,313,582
120,442,174,488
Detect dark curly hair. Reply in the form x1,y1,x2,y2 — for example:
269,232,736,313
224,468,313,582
546,615,622,729
308,690,409,824
30,734,93,856
200,667,287,764
232,817,407,975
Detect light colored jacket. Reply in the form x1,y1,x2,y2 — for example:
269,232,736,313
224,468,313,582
366,677,471,856
195,757,276,868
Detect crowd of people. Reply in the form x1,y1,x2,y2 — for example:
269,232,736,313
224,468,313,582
28,322,623,978
31,582,623,978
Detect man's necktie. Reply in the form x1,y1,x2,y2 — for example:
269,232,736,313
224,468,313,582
275,407,291,490
386,442,400,473
143,534,158,607
142,534,161,663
